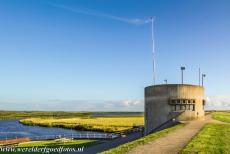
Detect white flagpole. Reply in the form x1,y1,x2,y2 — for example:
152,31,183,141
151,17,156,85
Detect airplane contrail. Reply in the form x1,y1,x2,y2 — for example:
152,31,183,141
51,4,151,25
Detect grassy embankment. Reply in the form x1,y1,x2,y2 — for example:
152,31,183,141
212,111,230,123
181,111,230,154
0,111,143,120
101,124,184,154
181,123,230,154
20,117,144,132
18,139,98,147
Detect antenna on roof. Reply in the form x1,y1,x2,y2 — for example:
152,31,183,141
151,17,156,85
199,67,201,86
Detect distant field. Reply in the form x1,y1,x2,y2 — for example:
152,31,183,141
20,117,144,132
181,123,230,154
212,111,230,123
0,111,143,120
0,111,91,120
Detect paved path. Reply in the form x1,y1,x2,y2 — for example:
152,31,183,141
127,114,214,154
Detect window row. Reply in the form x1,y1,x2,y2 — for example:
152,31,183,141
169,99,195,105
171,104,195,111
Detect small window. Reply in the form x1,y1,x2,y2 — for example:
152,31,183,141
186,104,190,110
181,105,186,110
203,100,205,109
189,105,193,111
171,105,176,111
177,105,180,110
203,100,205,105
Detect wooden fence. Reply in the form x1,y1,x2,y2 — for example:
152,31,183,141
0,137,30,146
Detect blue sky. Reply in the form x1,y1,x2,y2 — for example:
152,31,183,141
0,0,230,111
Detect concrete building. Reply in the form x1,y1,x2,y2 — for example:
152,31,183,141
144,84,205,135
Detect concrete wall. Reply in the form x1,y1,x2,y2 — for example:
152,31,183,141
144,84,204,135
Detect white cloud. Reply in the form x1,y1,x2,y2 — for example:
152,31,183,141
51,3,151,25
120,100,143,107
2,95,229,111
205,95,230,110
106,100,144,110
0,99,144,112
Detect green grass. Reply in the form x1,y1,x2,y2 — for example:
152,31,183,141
18,139,96,147
101,124,184,154
212,111,230,123
181,123,230,154
20,117,144,132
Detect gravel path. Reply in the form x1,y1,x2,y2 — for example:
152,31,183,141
127,114,214,154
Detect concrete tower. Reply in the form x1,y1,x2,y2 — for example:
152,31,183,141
144,84,205,135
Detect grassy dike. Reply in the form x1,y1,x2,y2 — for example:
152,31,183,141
18,139,98,147
100,124,184,154
20,117,144,132
212,111,230,123
181,123,230,154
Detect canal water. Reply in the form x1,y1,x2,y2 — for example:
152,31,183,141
0,120,108,140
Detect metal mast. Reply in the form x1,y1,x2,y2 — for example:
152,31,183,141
151,17,156,85
199,67,201,86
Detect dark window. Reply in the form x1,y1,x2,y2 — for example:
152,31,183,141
172,105,175,111
170,99,197,111
203,100,205,105
203,100,205,109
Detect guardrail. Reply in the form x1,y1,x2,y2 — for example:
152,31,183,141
31,133,119,140
0,126,144,143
